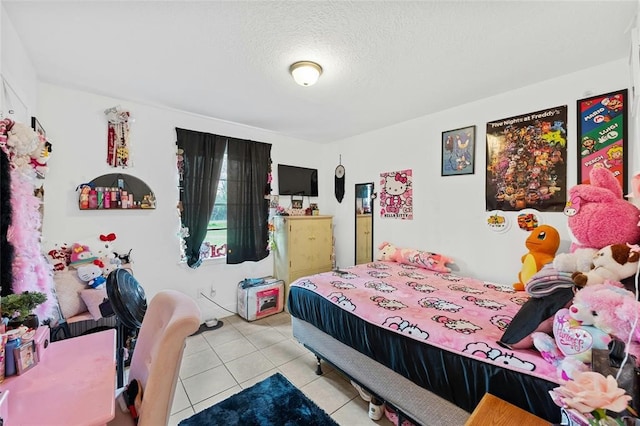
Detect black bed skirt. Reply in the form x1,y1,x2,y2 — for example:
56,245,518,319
288,286,559,423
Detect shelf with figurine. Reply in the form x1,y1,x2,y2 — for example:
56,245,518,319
77,173,156,210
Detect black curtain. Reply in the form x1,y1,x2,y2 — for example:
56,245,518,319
176,128,226,268
1,149,14,295
226,138,271,264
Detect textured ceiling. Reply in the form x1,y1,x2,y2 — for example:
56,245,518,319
3,1,637,143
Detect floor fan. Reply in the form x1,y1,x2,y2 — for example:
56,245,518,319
106,268,147,388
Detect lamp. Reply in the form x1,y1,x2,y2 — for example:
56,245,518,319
289,61,323,86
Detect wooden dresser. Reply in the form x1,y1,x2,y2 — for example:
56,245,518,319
273,215,333,298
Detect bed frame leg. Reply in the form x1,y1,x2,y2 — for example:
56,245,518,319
315,356,323,375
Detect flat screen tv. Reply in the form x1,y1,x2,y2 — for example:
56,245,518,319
278,164,318,196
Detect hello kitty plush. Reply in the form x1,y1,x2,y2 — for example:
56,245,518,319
77,264,106,289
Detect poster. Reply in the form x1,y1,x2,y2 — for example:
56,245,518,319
576,89,628,194
486,105,567,212
380,169,413,220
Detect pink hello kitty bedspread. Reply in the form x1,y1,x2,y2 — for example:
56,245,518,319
290,261,560,384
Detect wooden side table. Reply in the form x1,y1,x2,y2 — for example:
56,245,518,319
465,393,550,426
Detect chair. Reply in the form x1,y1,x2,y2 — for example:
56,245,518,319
108,290,201,426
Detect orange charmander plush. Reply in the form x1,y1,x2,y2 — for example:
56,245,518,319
513,224,560,291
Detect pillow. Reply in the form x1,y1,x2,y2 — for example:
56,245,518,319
79,288,108,320
395,248,454,273
53,270,88,319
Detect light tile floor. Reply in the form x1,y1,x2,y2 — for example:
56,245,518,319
168,312,394,426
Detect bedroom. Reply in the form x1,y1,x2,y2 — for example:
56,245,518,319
1,0,640,424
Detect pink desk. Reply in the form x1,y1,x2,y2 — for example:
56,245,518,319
1,328,116,426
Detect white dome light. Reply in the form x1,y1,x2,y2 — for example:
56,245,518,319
289,61,323,87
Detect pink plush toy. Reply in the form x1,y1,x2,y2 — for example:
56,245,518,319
377,241,454,273
564,167,640,252
570,282,640,349
533,281,640,379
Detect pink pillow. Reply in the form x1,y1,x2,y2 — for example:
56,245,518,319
79,288,108,320
394,248,454,273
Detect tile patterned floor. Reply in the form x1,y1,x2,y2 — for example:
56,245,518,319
168,312,394,426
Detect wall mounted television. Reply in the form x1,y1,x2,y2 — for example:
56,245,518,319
277,164,318,196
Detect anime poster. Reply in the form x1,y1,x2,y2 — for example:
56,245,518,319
577,89,628,194
380,169,413,219
485,106,567,212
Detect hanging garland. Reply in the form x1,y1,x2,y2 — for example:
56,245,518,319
105,106,132,168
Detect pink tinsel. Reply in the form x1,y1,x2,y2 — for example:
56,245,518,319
6,169,55,319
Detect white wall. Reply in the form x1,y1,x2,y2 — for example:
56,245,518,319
36,83,327,321
0,3,37,122
324,58,635,285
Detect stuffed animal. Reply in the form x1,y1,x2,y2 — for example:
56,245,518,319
6,122,39,157
570,281,640,348
377,241,398,261
69,243,97,266
377,241,454,273
571,244,640,287
77,264,106,289
513,225,560,291
533,282,640,378
564,167,640,252
29,139,52,178
553,247,598,274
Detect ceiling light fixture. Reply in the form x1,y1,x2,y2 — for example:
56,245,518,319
289,61,323,86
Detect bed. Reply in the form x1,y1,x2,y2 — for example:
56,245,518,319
287,261,560,425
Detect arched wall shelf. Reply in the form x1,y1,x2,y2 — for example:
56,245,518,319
78,173,156,210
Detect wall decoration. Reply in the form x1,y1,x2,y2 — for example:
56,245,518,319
576,89,628,194
515,209,543,231
441,125,475,176
105,105,132,168
379,169,412,220
486,105,567,212
485,210,511,233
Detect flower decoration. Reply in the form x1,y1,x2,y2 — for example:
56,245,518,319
549,371,631,425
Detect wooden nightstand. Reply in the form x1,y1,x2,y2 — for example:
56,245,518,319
465,393,550,426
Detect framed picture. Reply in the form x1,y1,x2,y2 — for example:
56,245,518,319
441,125,475,176
576,89,628,194
291,198,303,210
14,340,38,375
30,116,46,139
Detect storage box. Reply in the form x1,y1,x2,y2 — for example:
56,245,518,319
237,278,284,321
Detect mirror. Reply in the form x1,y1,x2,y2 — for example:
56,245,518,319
355,183,374,265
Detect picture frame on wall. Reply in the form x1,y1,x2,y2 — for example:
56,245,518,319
441,125,475,176
30,116,46,139
576,89,628,194
14,340,38,375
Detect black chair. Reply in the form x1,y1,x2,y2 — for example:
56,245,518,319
105,269,147,387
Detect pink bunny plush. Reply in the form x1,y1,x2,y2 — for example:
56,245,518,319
564,167,640,252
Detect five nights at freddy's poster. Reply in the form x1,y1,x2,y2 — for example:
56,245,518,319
485,106,567,212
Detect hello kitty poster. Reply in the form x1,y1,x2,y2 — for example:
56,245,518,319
380,169,413,219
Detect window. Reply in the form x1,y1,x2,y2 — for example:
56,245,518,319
176,127,271,268
201,152,227,260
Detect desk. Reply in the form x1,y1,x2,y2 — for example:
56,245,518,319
1,329,116,426
465,393,550,426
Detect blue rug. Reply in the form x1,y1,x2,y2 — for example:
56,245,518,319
179,373,339,426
